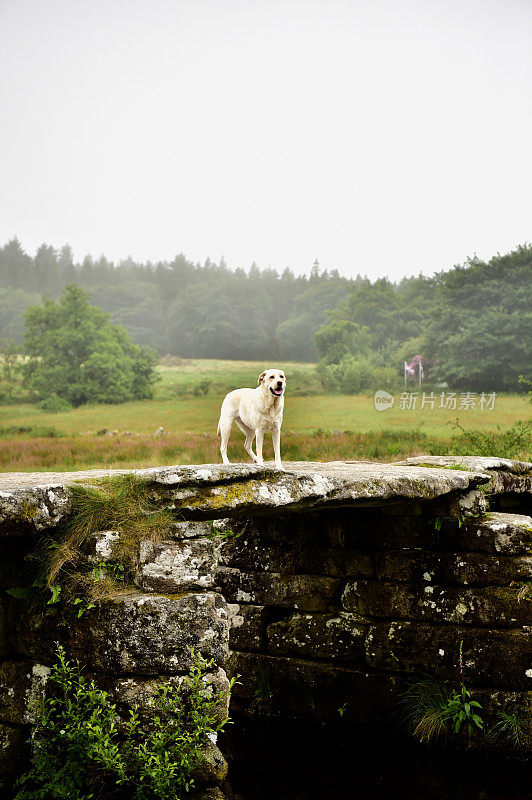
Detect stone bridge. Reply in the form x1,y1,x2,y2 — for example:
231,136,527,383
0,456,531,796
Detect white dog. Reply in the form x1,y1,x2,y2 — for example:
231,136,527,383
217,368,286,469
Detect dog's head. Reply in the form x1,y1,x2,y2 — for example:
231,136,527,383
258,368,286,397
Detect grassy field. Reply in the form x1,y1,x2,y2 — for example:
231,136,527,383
0,359,530,472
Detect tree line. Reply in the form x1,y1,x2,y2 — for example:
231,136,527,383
0,238,530,394
315,245,531,392
0,239,356,362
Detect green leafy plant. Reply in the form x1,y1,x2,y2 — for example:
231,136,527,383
445,683,483,737
207,521,240,541
46,584,62,605
15,644,233,800
402,641,484,744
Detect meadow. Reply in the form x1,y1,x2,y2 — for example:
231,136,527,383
0,359,530,472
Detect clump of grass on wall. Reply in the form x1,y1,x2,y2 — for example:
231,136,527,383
43,474,175,599
488,711,527,748
402,677,454,744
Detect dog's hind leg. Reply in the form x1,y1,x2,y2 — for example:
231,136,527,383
272,424,283,470
218,418,233,465
255,429,264,467
235,417,257,462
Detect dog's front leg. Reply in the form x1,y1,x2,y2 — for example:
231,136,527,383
255,430,264,466
272,425,283,470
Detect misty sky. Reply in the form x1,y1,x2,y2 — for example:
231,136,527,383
1,0,531,280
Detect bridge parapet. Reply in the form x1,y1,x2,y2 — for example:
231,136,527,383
0,457,530,790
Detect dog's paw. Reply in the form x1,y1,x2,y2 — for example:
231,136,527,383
274,463,285,472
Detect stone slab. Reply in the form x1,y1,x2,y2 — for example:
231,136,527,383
138,538,220,593
343,581,532,627
229,651,399,722
109,667,230,728
0,722,25,776
0,460,489,526
219,527,373,578
396,456,532,495
366,622,532,688
375,549,532,585
216,567,342,612
228,604,269,651
267,612,367,661
11,592,230,676
0,484,71,533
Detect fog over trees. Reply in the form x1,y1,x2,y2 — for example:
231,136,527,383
0,239,356,361
0,238,530,392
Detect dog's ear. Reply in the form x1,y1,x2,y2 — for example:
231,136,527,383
257,370,267,385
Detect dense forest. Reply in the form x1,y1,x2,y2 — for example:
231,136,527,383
0,238,530,392
0,239,355,361
316,246,531,392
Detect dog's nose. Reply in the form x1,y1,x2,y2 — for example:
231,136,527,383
276,381,283,388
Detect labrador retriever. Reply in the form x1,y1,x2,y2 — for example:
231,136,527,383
217,368,286,469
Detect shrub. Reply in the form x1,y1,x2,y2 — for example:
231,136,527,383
15,644,233,800
317,355,399,394
38,393,73,413
429,419,531,460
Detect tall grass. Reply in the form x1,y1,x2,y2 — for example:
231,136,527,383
0,419,529,473
0,428,435,473
45,475,175,593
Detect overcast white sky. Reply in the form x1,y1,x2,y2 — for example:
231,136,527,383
1,0,531,279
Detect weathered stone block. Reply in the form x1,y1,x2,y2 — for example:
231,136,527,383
343,581,532,627
0,722,25,776
110,667,230,728
216,567,342,611
375,549,532,585
191,740,228,786
325,510,423,550
72,593,230,675
12,593,230,675
449,489,489,519
228,604,269,651
170,521,214,539
138,538,220,593
366,622,532,688
229,651,399,722
0,484,71,534
8,599,65,664
0,661,32,724
423,513,532,554
83,530,121,562
400,456,532,496
267,613,367,661
220,534,373,578
462,513,532,554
